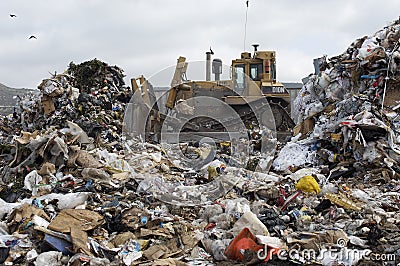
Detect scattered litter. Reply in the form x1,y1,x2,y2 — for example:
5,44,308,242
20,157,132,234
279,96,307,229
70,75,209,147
1,17,400,265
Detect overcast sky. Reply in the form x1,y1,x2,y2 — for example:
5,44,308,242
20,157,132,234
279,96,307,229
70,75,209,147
1,0,400,89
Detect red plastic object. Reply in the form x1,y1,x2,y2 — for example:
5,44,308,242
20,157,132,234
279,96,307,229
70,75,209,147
224,228,264,261
204,223,216,230
280,190,302,211
276,186,288,207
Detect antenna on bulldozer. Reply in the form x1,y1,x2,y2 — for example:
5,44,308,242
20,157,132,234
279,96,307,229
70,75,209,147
243,0,249,51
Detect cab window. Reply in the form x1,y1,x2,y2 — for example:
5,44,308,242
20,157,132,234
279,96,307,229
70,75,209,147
270,63,276,80
234,64,245,92
250,63,263,81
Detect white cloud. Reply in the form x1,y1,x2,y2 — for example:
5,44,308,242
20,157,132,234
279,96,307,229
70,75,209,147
0,0,400,88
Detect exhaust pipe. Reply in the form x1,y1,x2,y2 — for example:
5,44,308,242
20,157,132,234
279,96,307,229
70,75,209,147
212,59,222,81
206,51,212,81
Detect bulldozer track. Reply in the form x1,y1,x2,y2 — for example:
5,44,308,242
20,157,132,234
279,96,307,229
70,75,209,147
178,100,294,133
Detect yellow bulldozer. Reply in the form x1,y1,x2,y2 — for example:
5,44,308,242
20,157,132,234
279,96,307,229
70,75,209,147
129,45,295,143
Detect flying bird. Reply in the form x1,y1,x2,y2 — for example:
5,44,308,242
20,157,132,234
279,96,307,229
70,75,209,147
10,14,17,18
29,35,37,39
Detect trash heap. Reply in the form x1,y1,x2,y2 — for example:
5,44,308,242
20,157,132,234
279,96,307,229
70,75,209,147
1,19,400,266
1,59,132,149
284,17,400,172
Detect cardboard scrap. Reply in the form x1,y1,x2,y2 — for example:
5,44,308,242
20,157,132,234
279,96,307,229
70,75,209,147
48,209,104,233
70,226,92,256
293,117,315,137
112,231,136,247
47,209,103,256
287,229,349,251
140,228,173,239
180,231,200,250
76,150,103,168
38,162,56,176
152,258,188,266
15,131,40,145
143,245,170,260
8,203,50,224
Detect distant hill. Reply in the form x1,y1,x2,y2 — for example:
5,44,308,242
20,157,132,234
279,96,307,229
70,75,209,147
0,83,38,115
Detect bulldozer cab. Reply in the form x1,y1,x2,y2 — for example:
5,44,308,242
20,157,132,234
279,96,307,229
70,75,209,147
232,47,288,97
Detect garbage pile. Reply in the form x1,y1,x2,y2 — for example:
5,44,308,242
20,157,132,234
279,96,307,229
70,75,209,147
1,19,400,266
1,59,132,148
287,17,400,171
